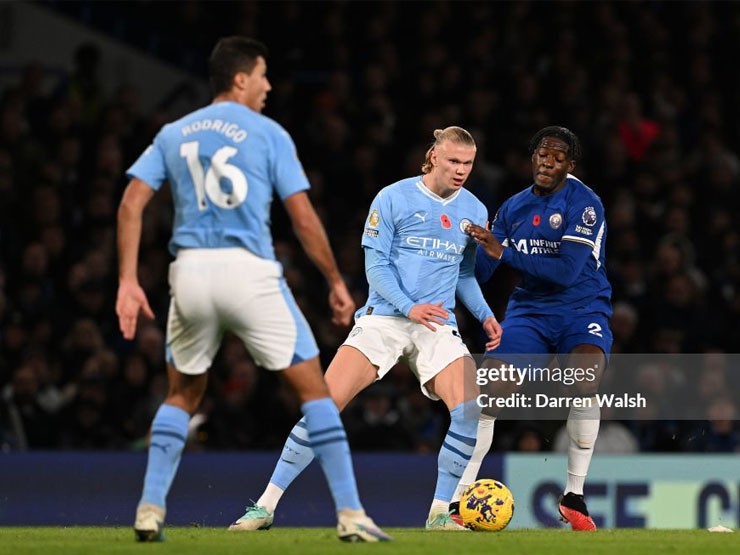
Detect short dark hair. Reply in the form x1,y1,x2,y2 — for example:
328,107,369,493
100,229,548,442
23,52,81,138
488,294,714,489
529,126,582,162
208,37,268,96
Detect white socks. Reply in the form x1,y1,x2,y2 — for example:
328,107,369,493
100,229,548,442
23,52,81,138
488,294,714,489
256,482,284,513
565,399,600,495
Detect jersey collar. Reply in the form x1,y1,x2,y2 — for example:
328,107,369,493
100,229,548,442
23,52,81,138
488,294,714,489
415,178,462,205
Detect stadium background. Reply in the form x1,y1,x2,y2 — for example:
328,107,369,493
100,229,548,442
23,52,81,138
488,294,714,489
0,1,738,529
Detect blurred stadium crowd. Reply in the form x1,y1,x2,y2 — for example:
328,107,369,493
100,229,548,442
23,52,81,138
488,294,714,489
1,1,739,453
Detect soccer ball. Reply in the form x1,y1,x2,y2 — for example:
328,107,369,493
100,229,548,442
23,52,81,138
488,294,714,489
459,479,515,531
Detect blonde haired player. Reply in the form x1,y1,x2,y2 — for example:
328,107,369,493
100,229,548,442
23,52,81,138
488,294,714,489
230,126,502,532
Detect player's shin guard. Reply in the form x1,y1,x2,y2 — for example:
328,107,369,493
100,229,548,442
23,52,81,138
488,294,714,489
431,400,480,513
565,400,600,495
452,413,495,502
140,404,189,509
302,398,362,511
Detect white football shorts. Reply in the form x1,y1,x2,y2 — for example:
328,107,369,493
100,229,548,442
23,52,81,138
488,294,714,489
342,315,471,400
166,248,318,374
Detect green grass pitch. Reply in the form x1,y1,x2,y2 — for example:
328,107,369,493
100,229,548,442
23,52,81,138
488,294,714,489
0,527,736,555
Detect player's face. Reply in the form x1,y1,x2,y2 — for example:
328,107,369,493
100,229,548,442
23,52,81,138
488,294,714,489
243,57,271,112
429,141,476,197
531,137,575,195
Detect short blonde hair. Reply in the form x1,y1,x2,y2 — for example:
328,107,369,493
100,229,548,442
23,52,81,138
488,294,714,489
421,126,476,174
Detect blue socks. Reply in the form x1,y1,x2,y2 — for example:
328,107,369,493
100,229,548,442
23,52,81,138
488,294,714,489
433,401,480,503
140,404,189,508
299,398,362,511
269,417,315,490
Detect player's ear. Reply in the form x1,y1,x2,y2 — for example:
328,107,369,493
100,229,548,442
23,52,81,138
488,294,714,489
233,71,249,91
568,159,576,172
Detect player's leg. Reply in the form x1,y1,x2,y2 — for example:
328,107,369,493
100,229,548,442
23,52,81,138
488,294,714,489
409,323,482,530
451,316,550,510
135,252,220,542
557,338,608,532
423,354,480,530
135,366,208,541
225,270,390,542
231,346,378,529
280,355,390,542
450,356,512,507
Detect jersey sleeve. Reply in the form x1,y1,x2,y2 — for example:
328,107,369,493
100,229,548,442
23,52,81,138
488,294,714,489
271,125,311,200
561,198,605,249
361,189,416,315
361,188,395,254
500,239,594,287
457,240,495,322
365,247,415,316
126,133,168,191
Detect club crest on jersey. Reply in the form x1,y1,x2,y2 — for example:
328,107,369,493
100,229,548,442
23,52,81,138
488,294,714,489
368,209,380,228
459,218,473,233
440,214,452,229
549,213,563,229
582,206,597,226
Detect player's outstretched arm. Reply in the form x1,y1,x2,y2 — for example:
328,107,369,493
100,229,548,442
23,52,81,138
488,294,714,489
283,191,355,326
116,178,156,339
501,239,592,287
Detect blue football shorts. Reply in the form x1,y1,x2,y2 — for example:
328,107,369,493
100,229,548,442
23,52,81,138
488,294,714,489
483,310,613,367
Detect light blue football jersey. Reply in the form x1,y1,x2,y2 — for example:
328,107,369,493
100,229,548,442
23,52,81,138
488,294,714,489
358,176,489,327
127,101,310,259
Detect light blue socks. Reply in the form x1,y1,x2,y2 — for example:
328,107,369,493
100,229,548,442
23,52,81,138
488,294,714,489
433,401,480,503
140,404,189,508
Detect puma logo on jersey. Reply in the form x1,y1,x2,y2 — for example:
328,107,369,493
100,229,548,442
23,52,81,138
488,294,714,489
413,212,427,222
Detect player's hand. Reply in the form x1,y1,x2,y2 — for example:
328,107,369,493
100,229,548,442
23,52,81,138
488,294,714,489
467,223,503,260
482,316,503,352
116,280,155,340
408,302,449,331
328,280,355,326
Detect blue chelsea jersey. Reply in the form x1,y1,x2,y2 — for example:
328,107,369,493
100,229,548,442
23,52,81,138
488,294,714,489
493,174,612,316
358,177,489,326
126,101,310,259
